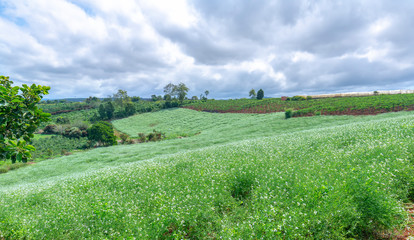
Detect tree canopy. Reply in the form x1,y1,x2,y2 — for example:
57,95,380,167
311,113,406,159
249,89,256,99
0,76,50,163
163,82,189,102
257,89,264,100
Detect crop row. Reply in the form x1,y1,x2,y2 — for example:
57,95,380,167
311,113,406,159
183,94,414,116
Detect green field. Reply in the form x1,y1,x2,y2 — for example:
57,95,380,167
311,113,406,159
1,109,414,239
184,94,414,116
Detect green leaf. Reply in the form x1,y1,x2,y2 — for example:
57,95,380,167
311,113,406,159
11,98,23,103
25,145,36,151
16,152,22,162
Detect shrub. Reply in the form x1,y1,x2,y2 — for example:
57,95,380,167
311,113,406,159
306,96,312,100
148,130,165,142
285,109,293,119
72,121,89,131
291,95,306,101
43,124,58,134
63,127,82,138
8,162,27,171
87,121,117,147
0,167,8,174
120,133,129,144
56,117,70,124
138,133,146,143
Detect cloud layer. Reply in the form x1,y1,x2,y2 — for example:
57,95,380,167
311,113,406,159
1,0,413,99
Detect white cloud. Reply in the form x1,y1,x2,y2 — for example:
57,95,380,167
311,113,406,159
0,0,413,99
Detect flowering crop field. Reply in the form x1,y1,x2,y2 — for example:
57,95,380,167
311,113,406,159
183,93,414,116
1,110,414,239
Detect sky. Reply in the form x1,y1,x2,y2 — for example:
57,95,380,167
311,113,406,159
1,0,414,99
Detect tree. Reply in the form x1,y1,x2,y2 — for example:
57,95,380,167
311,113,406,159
257,89,264,100
124,102,136,116
176,83,189,102
131,96,141,102
85,96,100,107
0,75,50,163
98,104,106,120
87,121,117,146
163,82,189,102
163,94,172,101
204,90,209,99
113,89,130,108
164,83,176,97
105,102,115,119
249,89,256,99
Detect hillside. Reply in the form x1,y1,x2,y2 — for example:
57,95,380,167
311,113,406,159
1,110,414,239
183,93,414,116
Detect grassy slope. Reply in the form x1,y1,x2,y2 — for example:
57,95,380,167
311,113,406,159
1,109,414,238
1,109,372,188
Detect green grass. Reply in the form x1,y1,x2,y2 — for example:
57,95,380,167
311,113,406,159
1,109,414,238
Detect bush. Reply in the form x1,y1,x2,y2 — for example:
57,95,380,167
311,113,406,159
8,162,27,171
0,167,8,174
120,133,129,144
291,95,306,101
147,130,165,142
72,121,89,131
63,127,82,138
306,96,312,100
87,121,117,146
138,133,146,143
56,117,70,124
285,109,294,119
43,124,58,134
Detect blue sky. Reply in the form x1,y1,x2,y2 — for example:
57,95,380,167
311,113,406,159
1,0,414,99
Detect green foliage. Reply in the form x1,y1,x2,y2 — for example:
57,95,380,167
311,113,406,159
291,95,306,101
147,129,165,142
285,109,293,119
112,89,130,108
136,130,165,142
87,121,117,147
256,89,264,100
31,135,89,160
63,127,82,138
56,116,70,124
0,159,29,174
120,133,129,144
43,124,58,134
105,102,115,119
98,103,106,120
163,82,189,102
124,103,136,116
249,89,256,99
0,167,8,174
0,75,50,163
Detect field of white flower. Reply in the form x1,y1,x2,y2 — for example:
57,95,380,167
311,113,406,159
1,110,414,239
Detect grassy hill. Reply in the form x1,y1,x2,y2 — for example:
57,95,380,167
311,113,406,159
1,109,414,239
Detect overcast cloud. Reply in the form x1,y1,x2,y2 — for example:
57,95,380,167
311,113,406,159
0,0,413,99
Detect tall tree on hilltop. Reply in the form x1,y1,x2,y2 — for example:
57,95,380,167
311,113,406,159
257,89,264,100
249,89,256,99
